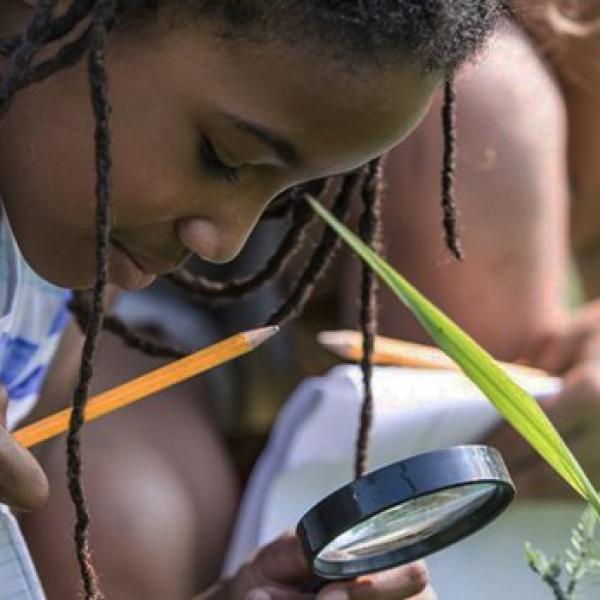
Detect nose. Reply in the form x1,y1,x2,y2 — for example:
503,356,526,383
176,212,263,264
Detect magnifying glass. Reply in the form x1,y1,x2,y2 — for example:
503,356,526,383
297,445,514,588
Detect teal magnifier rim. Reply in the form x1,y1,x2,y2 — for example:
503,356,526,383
296,445,515,580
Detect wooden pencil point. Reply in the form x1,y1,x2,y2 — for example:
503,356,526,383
247,325,280,348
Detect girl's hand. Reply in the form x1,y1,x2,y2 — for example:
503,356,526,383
0,388,48,510
199,534,435,599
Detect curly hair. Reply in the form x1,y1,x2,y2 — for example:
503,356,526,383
169,0,504,72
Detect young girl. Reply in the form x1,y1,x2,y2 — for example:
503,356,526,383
0,1,502,598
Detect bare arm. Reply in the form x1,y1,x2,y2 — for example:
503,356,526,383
513,0,600,297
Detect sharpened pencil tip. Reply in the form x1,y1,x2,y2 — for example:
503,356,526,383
247,325,280,348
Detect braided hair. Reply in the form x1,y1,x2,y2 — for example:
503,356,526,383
0,1,502,596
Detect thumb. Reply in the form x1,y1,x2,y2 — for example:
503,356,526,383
229,534,312,598
253,534,312,585
0,387,48,511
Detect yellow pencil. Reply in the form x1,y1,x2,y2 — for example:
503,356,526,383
318,330,548,378
13,326,279,449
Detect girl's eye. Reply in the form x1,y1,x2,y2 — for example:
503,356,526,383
199,136,241,184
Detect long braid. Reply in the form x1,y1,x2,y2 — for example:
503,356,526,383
102,313,186,358
261,193,297,220
18,0,123,91
0,0,94,57
266,170,364,328
66,2,115,597
21,27,91,89
166,191,319,303
441,77,463,259
354,158,383,480
70,294,186,359
351,82,465,479
0,0,59,121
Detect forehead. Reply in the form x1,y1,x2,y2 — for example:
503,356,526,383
112,20,440,176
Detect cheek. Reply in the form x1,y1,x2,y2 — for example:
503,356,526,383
0,77,101,285
106,90,202,226
0,75,98,218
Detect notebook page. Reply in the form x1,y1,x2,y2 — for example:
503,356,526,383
0,505,45,600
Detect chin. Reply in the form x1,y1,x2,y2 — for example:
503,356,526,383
42,272,94,292
25,258,94,291
10,232,93,290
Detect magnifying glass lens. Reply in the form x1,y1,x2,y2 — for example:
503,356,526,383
318,483,496,564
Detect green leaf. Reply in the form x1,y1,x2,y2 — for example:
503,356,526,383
308,195,600,517
526,543,551,575
582,508,598,540
566,549,579,563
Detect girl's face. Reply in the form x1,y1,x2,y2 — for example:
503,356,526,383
0,11,438,290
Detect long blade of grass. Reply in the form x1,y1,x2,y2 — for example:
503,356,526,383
308,195,600,517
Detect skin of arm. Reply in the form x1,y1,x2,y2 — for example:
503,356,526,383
513,0,600,297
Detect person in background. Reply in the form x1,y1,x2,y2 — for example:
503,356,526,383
344,0,600,498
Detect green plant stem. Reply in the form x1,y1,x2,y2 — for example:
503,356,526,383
545,576,568,600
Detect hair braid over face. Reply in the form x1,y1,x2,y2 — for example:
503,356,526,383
0,0,59,120
165,182,329,303
64,1,115,596
266,170,365,328
441,78,462,260
354,157,384,480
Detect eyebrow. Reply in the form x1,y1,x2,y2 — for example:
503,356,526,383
222,113,300,166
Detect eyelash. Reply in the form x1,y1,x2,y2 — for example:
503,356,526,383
199,136,241,184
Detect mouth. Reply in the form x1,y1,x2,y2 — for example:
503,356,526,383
109,239,186,291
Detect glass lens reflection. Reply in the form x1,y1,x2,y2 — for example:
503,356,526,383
318,483,495,563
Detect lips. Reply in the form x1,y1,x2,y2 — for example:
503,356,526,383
113,239,184,275
108,241,157,291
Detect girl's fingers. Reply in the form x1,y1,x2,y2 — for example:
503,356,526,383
524,302,600,375
231,533,312,596
0,387,48,511
413,587,437,600
234,539,434,599
252,533,312,584
0,427,48,510
318,561,431,599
